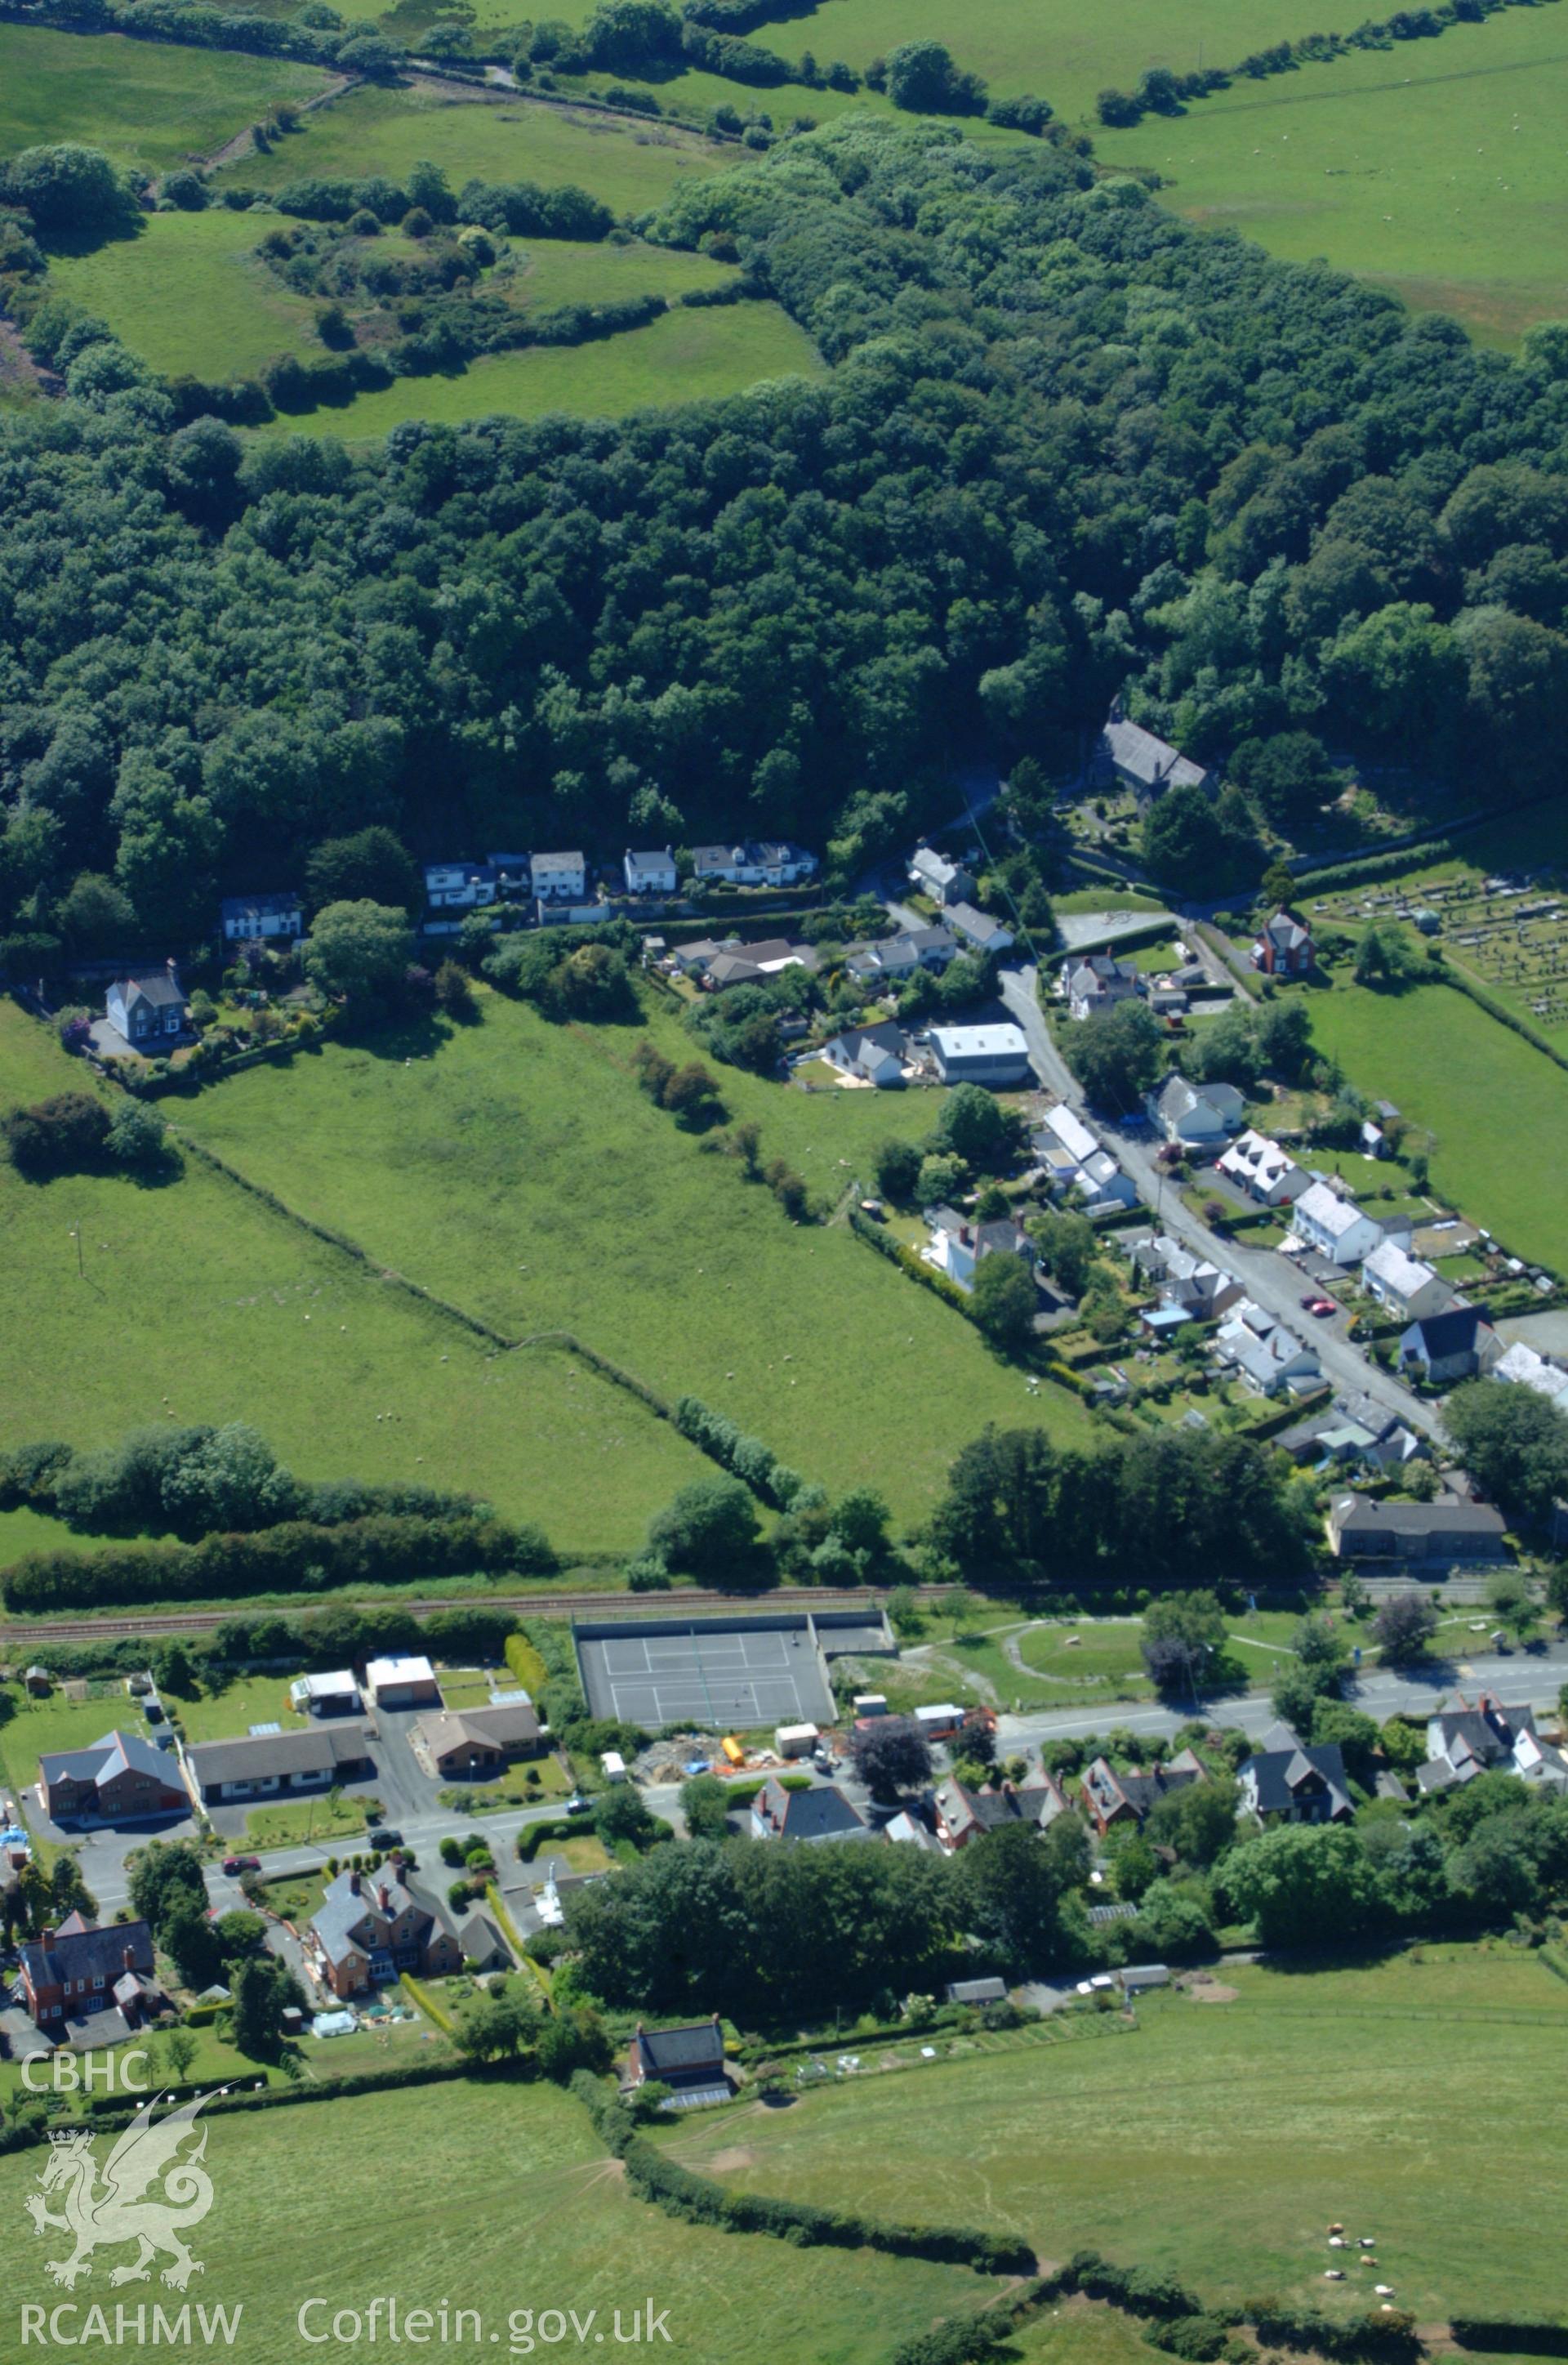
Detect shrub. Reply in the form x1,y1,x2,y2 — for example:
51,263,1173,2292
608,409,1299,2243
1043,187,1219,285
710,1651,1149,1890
3,1091,109,1178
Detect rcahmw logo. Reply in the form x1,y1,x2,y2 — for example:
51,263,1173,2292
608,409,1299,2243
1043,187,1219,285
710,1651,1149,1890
20,2086,242,2345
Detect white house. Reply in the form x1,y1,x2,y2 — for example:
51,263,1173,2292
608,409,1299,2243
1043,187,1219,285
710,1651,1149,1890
946,902,1014,954
821,1023,908,1087
425,861,499,911
1059,953,1141,1022
929,1024,1031,1087
1033,1104,1138,1212
907,845,976,907
1214,1301,1321,1397
844,926,956,984
1217,1128,1307,1207
692,841,816,887
532,851,587,902
105,966,189,1050
1493,1340,1568,1404
926,1211,1036,1294
1291,1180,1388,1267
1147,1075,1245,1145
1361,1238,1453,1324
220,893,302,944
623,847,678,897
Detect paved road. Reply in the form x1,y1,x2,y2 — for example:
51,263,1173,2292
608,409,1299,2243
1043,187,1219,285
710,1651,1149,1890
996,963,1442,1441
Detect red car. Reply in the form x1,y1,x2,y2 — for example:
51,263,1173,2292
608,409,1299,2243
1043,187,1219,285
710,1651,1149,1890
222,1855,261,1876
1307,1298,1337,1319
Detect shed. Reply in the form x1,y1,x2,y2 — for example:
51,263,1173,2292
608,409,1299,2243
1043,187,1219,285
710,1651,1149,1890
599,1751,627,1783
947,1976,1008,2006
774,1723,820,1759
1120,1963,1171,1994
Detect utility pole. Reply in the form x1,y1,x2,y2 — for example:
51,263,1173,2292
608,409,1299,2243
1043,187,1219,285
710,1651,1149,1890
69,1225,82,1281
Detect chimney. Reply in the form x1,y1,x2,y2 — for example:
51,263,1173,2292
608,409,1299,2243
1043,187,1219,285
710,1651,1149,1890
377,1883,390,1912
41,1925,56,1948
349,1872,361,1895
123,1945,136,1972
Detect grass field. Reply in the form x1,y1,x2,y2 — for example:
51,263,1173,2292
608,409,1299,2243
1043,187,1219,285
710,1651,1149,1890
256,297,826,439
0,1002,709,1555
42,210,325,382
168,1674,310,1743
0,25,331,173
169,986,1091,1522
1299,975,1568,1272
506,233,736,308
221,83,729,215
1096,8,1568,347
672,1945,1568,2323
0,2079,991,2365
0,1682,157,1776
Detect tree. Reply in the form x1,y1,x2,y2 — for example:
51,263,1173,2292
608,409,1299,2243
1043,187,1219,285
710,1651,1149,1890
452,1978,541,2064
1307,1701,1380,1789
2,1091,109,1178
1132,1876,1215,1957
848,1718,932,1798
872,1136,923,1204
1143,781,1254,895
827,1485,891,1559
1228,732,1339,833
1485,1565,1538,1644
1144,1773,1239,1869
56,872,137,957
162,1898,223,1992
305,829,421,917
970,1252,1038,1356
106,1100,172,1176
1140,1591,1226,1698
955,1820,1066,1973
679,1774,732,1842
153,1640,199,1698
1353,921,1423,991
1371,1590,1440,1662
660,1062,725,1128
1027,1209,1097,1298
162,2026,198,2085
595,1783,658,1849
1224,1823,1381,1948
884,39,987,113
303,900,414,1003
1290,1611,1349,1692
646,1475,759,1576
1062,999,1165,1113
434,960,478,1021
1443,1379,1568,1526
2,144,132,231
932,1084,1018,1170
915,1152,966,1207
127,1840,208,1934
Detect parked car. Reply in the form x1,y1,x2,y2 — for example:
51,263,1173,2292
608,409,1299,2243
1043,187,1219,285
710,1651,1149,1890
564,1794,593,1815
375,1830,403,1849
222,1855,261,1876
1307,1297,1337,1318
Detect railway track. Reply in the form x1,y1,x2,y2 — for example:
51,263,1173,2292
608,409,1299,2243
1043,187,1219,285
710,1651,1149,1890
0,1583,956,1649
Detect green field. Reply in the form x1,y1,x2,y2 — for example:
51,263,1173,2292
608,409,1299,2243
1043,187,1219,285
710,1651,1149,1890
0,1682,158,1778
672,1945,1568,2323
0,24,331,173
1300,975,1568,1273
42,210,325,382
256,297,826,439
169,986,1089,1522
0,2080,990,2365
1096,8,1568,347
221,82,729,215
0,1003,708,1554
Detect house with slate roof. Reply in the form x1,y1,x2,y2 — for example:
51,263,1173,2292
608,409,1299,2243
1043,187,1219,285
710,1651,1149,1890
1058,953,1142,1022
1089,713,1212,804
933,1774,1071,1850
105,964,189,1051
1250,909,1314,976
1398,1302,1499,1386
1079,1750,1205,1837
308,1865,461,2000
626,2017,732,2104
1217,1129,1307,1207
822,1021,909,1087
844,926,957,984
1417,1691,1568,1796
907,845,977,907
622,847,678,897
1147,1076,1245,1145
220,892,302,944
1327,1493,1509,1561
750,1778,873,1844
1239,1720,1352,1824
39,1729,188,1828
1361,1238,1454,1325
693,841,816,888
185,1722,373,1806
20,1912,160,2033
1292,1180,1393,1267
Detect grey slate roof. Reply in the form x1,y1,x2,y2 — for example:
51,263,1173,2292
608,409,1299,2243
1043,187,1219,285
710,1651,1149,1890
187,1722,371,1789
1405,1304,1488,1359
21,1916,154,1993
755,1779,871,1842
39,1729,179,1790
1241,1728,1352,1818
637,2021,727,2074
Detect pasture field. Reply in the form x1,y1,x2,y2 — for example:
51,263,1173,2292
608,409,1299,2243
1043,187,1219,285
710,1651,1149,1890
220,82,730,215
672,1945,1568,2323
256,297,825,439
0,1006,708,1555
0,25,331,173
42,211,325,382
1095,7,1568,348
0,2079,991,2365
503,233,735,308
1298,975,1568,1274
170,986,1092,1520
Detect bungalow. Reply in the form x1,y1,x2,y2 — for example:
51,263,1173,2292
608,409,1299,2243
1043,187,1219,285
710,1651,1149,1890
703,937,816,991
38,1730,188,1828
1214,1301,1321,1397
412,1701,545,1780
907,845,977,907
1079,1750,1205,1837
1291,1180,1391,1268
1090,713,1212,803
822,1021,908,1087
105,965,189,1050
185,1722,374,1806
844,926,957,984
309,1866,461,2001
693,841,816,888
1361,1238,1454,1325
220,892,302,944
1327,1493,1509,1562
1419,1693,1568,1796
1239,1720,1352,1823
364,1654,441,1710
946,901,1015,955
626,2017,731,2106
1033,1104,1138,1213
933,1774,1070,1850
1217,1129,1307,1207
1492,1340,1568,1405
424,861,500,911
1250,909,1314,977
750,1778,871,1843
20,1913,159,2033
929,1022,1031,1086
532,850,588,902
623,847,678,897
1059,953,1141,1022
1398,1302,1498,1386
1147,1075,1245,1145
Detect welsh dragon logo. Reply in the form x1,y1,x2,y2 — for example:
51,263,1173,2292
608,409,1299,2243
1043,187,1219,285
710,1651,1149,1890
24,2089,224,2291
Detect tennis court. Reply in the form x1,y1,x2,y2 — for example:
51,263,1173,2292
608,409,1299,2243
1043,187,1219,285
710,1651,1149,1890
575,1616,837,1731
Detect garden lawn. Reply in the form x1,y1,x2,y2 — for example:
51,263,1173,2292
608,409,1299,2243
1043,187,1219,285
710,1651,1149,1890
254,298,825,439
0,1006,708,1556
675,1945,1568,2323
0,1683,157,1783
1301,976,1568,1272
0,24,331,172
0,2078,992,2365
242,1790,372,1848
1094,7,1568,348
172,988,1091,1520
168,1676,310,1744
221,82,730,214
42,212,326,382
